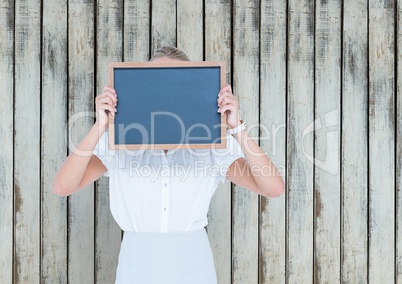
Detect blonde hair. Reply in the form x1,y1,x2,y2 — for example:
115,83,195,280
150,46,190,61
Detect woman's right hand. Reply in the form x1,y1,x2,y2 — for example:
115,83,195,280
95,86,118,130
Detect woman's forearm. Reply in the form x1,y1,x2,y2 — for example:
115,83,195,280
233,129,285,197
53,122,106,196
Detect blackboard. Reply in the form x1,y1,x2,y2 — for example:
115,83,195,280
108,61,226,150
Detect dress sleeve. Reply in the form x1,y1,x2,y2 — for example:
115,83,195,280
211,134,245,183
92,131,115,177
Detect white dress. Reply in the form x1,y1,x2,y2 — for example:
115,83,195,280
93,132,244,283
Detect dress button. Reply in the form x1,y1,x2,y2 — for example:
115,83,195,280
164,183,167,187
164,208,166,211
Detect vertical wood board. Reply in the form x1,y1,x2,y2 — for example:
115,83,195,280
124,0,150,62
232,0,260,283
286,0,315,282
314,0,341,282
341,0,369,282
0,1,14,283
397,1,402,282
68,1,95,282
95,1,123,283
41,0,68,282
177,0,203,61
14,0,41,282
368,1,395,282
259,0,287,282
204,0,232,282
151,0,176,53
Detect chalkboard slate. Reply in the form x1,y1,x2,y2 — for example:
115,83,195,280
108,61,226,150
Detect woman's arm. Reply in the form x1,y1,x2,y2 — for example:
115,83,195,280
226,131,285,197
53,124,107,196
53,86,117,196
217,85,285,198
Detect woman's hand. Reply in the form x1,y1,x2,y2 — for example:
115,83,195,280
95,86,118,130
217,84,241,129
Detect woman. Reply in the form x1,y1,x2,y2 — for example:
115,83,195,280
53,46,284,283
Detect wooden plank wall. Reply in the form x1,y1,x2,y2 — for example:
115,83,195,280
0,0,400,283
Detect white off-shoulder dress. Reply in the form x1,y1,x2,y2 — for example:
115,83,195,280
93,132,244,284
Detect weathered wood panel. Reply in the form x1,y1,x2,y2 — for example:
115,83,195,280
287,0,315,282
1,1,402,283
124,0,150,62
397,1,402,282
314,0,341,282
41,0,68,282
342,0,369,282
177,0,203,61
204,0,232,282
0,1,14,283
67,1,95,282
232,0,260,283
368,0,395,282
259,0,286,282
95,1,123,283
14,0,41,282
151,0,176,52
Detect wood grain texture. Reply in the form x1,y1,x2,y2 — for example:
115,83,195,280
14,0,41,282
342,0,369,282
2,1,402,282
204,0,232,282
259,0,286,282
68,1,95,282
151,0,176,53
0,1,14,283
177,0,203,61
232,0,260,283
368,0,395,282
287,0,315,282
397,1,402,282
41,0,68,282
124,0,150,62
314,0,341,282
95,1,123,283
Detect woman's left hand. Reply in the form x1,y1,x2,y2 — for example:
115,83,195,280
217,84,242,129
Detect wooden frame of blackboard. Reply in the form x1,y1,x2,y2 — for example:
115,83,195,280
108,61,227,150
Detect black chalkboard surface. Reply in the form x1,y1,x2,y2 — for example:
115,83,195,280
108,61,226,150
